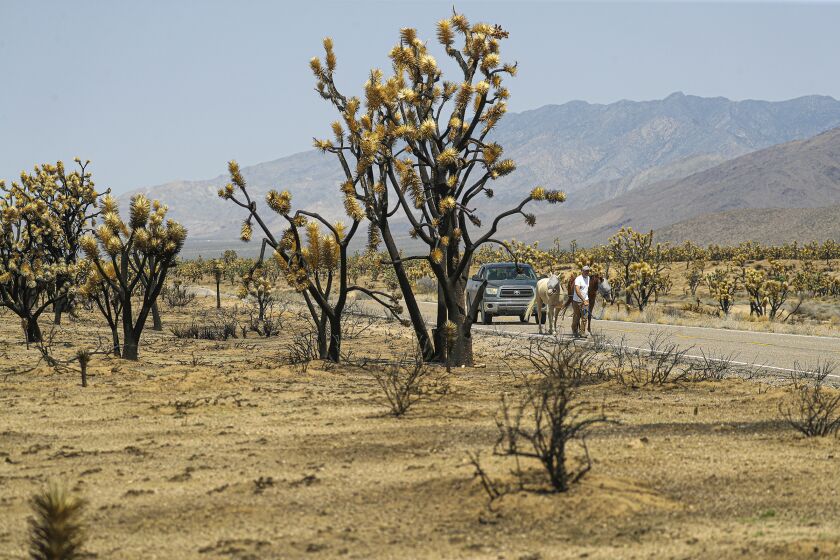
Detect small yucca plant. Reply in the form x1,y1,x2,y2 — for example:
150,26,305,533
28,484,86,560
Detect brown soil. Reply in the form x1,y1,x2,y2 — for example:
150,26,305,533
1,293,839,559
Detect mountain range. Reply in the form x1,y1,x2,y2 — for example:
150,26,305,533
121,92,840,255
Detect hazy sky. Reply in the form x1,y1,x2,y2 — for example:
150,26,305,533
2,0,840,193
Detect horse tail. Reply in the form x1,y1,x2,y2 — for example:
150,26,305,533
524,292,538,319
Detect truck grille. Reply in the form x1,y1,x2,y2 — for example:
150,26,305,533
500,287,534,298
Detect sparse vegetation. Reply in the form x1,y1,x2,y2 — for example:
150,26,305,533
367,345,429,417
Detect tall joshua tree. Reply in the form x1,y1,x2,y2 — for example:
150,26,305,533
81,194,186,360
219,161,401,362
311,12,565,365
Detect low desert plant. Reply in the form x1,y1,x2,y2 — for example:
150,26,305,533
282,323,320,373
28,484,86,560
780,382,840,437
161,280,195,308
493,357,609,492
367,345,429,417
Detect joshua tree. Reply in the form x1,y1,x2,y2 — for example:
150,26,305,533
608,228,667,306
311,12,565,364
220,161,401,361
81,194,186,360
0,160,102,341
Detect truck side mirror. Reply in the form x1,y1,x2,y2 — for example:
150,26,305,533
471,274,481,281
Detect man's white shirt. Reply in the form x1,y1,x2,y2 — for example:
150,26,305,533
573,274,590,303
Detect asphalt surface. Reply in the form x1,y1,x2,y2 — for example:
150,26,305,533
412,300,840,380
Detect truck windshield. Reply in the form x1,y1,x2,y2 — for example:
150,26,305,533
486,266,536,281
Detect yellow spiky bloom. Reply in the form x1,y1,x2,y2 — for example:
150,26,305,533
436,148,459,167
228,160,246,189
240,221,252,242
419,119,437,139
439,196,456,213
437,19,454,45
430,247,443,264
266,190,292,215
530,187,546,201
129,194,151,229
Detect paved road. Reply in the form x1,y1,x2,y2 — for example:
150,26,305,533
411,300,840,380
188,285,840,380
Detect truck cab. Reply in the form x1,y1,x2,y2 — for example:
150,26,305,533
466,262,539,324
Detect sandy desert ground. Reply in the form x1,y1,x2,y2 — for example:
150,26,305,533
1,290,839,559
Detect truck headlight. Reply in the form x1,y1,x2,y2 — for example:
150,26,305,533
485,287,499,296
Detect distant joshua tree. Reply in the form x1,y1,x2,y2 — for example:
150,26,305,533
80,194,186,360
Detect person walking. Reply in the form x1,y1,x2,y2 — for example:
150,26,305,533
572,265,591,337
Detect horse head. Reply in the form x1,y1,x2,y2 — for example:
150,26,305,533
545,272,560,296
597,276,612,299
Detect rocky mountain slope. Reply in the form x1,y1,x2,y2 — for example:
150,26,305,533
121,93,840,249
515,126,840,246
656,205,840,246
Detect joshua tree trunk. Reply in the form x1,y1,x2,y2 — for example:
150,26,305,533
122,332,139,361
151,302,162,331
25,317,43,344
380,222,435,361
53,298,65,325
110,326,121,357
215,278,221,309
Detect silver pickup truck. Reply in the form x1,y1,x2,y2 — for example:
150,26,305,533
466,262,541,324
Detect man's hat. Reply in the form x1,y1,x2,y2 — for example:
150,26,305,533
582,265,591,271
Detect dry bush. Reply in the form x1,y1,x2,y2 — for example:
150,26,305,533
685,349,736,382
246,298,288,338
610,332,691,386
780,382,840,437
171,321,237,341
282,324,320,373
28,484,86,560
161,280,195,308
493,353,609,492
779,360,839,437
506,336,610,385
366,345,429,417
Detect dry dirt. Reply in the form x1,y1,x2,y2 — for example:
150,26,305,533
1,291,839,559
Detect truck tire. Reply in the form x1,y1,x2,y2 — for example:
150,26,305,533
482,309,493,324
519,313,527,323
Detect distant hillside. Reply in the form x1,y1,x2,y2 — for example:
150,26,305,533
121,93,840,249
515,126,840,246
657,206,840,246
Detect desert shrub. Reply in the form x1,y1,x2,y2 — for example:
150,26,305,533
161,280,195,308
780,383,840,437
171,322,237,341
493,347,609,492
685,349,735,382
28,484,86,560
367,346,429,417
610,332,690,385
171,311,239,341
510,336,609,385
282,324,319,373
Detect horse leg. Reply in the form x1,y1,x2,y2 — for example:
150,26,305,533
536,296,543,334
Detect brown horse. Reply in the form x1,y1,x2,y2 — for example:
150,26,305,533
559,273,611,334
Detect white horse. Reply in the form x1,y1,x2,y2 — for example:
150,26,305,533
524,273,563,335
